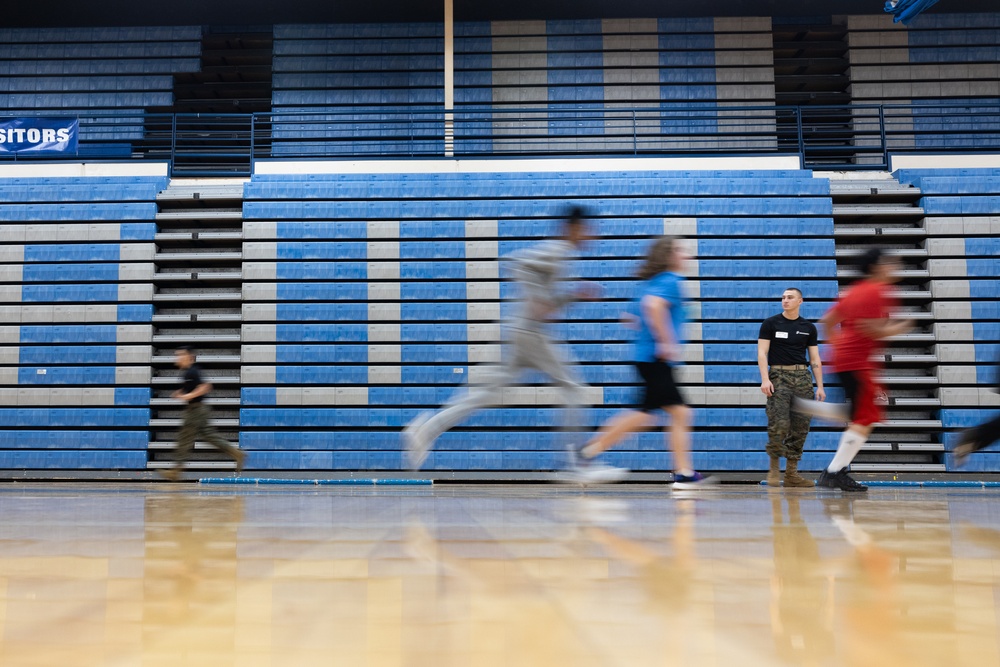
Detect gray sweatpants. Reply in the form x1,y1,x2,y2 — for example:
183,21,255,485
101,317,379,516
417,326,586,452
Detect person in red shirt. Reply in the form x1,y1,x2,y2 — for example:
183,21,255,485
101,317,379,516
793,249,913,492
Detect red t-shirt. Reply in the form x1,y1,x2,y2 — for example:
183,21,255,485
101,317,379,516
829,279,898,372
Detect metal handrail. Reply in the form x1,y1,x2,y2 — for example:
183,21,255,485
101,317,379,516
1,102,998,175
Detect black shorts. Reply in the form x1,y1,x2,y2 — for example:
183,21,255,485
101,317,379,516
636,361,685,412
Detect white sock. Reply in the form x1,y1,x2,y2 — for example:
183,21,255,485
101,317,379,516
827,430,867,472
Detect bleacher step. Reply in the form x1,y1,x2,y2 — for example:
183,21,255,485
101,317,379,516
851,463,947,472
153,333,242,344
152,375,240,385
150,418,240,428
152,354,241,364
154,251,242,261
156,209,243,221
153,271,242,281
153,292,243,302
832,204,925,216
833,227,926,237
155,232,243,242
150,397,240,406
147,442,242,451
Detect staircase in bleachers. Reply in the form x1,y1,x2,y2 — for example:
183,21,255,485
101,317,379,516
147,179,247,473
239,166,841,475
827,173,944,472
772,18,853,165
0,171,160,474
892,168,1000,474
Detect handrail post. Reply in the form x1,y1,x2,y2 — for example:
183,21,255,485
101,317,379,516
249,113,256,176
878,105,887,170
632,109,637,156
795,106,805,169
170,114,177,177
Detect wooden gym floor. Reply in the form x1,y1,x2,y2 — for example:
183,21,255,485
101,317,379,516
1,482,998,666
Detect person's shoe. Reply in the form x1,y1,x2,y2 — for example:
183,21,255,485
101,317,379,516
766,457,781,488
403,411,433,470
816,467,867,493
232,449,247,474
783,460,814,488
953,430,979,467
563,459,630,485
158,467,181,482
672,471,719,490
783,470,814,488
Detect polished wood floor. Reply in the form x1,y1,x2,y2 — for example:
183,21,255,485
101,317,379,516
1,482,999,666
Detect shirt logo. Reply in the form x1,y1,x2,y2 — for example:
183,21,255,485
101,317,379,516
795,331,809,335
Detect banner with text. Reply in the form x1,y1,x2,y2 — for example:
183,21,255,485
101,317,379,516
0,118,79,154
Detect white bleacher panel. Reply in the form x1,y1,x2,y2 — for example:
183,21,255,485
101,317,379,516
368,324,402,342
368,345,402,363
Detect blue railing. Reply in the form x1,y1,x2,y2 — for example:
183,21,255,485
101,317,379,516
1,102,998,175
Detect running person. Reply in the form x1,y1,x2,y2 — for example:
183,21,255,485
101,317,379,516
575,236,716,489
758,288,825,488
403,206,625,482
161,345,245,481
793,249,913,492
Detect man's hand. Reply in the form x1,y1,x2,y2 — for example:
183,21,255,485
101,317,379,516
655,341,680,363
620,312,640,330
815,387,826,402
760,380,774,397
574,281,602,301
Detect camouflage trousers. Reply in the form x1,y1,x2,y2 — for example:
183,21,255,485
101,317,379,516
766,369,814,461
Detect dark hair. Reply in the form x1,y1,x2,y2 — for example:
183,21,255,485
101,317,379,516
563,205,589,225
784,287,803,298
175,345,195,355
857,248,884,277
638,236,681,280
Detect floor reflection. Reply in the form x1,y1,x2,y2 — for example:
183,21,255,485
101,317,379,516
0,484,997,666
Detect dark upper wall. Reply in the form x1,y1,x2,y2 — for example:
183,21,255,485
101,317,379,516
6,0,998,27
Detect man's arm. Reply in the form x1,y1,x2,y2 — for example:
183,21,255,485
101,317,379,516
641,295,678,362
757,338,774,397
807,345,825,401
178,382,213,402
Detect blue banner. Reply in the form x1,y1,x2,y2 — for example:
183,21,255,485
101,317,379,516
0,118,79,154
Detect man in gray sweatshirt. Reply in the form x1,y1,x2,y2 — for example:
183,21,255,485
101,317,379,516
402,206,625,483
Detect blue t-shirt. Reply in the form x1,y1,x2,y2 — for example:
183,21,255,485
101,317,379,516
634,272,687,364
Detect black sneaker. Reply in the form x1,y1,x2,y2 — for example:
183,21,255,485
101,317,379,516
953,430,979,467
816,467,867,493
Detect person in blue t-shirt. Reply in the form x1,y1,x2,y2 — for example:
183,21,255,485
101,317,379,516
575,236,717,489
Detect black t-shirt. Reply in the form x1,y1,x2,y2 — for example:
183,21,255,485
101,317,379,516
758,314,818,366
180,364,206,403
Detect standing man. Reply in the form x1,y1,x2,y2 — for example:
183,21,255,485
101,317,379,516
794,249,913,492
403,206,624,483
758,288,825,488
161,345,246,481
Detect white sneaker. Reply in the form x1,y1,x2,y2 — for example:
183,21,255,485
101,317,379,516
562,461,630,485
403,412,433,470
671,471,720,490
